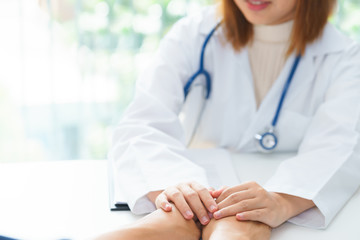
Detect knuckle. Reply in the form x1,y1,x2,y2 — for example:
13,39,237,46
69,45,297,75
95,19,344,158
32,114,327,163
169,190,182,199
155,193,164,202
198,207,208,215
165,186,176,193
189,181,197,186
197,187,208,195
163,189,170,196
248,180,255,185
228,193,239,204
222,188,231,197
240,201,249,210
255,210,263,219
249,181,259,187
254,186,265,195
184,190,197,200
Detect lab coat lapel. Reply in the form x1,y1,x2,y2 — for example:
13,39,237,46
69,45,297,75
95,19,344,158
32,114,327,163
237,54,312,151
216,47,257,148
235,24,351,151
240,48,257,116
284,53,318,104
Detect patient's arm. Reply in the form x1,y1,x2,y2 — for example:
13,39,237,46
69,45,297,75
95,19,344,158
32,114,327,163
202,216,271,240
94,204,200,240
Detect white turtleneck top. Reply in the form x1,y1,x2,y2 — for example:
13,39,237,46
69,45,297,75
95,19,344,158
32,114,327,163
248,20,293,107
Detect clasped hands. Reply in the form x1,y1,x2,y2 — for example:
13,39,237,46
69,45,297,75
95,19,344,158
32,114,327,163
155,181,292,228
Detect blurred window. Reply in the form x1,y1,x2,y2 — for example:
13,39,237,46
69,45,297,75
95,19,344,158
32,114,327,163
0,0,358,162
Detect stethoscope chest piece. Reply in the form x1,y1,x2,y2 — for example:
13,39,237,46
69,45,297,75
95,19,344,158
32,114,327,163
255,127,278,152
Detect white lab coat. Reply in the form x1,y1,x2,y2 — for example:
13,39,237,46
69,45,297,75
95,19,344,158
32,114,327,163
110,6,360,229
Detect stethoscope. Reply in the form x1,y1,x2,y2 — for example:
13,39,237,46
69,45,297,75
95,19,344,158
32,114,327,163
183,22,301,152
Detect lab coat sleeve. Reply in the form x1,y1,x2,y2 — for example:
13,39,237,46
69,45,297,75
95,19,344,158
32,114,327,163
109,16,209,215
264,43,360,229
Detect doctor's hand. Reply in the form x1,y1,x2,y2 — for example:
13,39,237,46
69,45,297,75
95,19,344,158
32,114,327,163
211,181,315,228
153,182,219,225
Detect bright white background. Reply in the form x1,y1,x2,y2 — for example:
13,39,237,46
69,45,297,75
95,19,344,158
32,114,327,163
0,0,359,162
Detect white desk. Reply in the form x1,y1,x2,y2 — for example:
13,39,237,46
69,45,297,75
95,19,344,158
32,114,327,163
0,153,359,240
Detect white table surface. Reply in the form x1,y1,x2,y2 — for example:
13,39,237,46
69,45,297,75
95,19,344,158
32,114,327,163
0,153,359,240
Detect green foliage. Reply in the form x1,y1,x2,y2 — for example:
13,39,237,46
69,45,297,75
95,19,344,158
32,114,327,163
333,0,360,41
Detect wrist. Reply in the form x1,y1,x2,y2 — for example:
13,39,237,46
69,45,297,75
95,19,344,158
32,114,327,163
275,192,315,220
270,193,292,223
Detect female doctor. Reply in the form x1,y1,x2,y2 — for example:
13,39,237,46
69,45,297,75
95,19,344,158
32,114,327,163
100,0,360,239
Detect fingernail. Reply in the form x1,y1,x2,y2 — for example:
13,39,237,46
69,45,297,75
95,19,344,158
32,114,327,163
210,205,217,212
165,203,172,210
185,210,193,218
237,213,244,219
202,216,209,224
213,211,221,219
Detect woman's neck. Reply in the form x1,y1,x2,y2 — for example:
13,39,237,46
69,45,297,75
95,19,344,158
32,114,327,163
248,20,294,108
253,20,293,43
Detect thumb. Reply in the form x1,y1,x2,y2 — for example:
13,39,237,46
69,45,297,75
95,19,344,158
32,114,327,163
155,193,172,212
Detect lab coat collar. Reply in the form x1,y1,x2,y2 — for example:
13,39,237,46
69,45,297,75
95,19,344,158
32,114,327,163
305,23,352,57
198,5,222,37
198,7,352,58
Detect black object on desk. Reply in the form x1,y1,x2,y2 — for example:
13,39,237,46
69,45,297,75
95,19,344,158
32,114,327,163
112,202,131,211
108,160,131,211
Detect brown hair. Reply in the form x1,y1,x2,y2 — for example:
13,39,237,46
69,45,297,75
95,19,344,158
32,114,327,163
219,0,337,56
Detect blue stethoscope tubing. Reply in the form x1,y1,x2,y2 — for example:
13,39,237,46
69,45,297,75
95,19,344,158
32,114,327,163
255,54,300,151
183,22,301,152
183,22,222,99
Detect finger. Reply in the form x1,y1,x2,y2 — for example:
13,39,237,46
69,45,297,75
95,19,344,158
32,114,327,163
155,193,173,212
217,189,255,209
191,182,218,213
210,186,227,199
164,187,194,220
236,209,267,223
216,184,249,203
216,182,258,203
213,199,259,219
178,184,210,225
